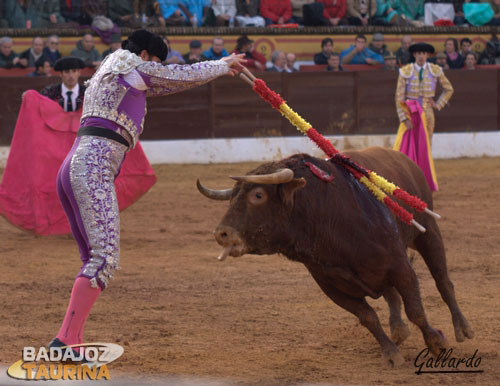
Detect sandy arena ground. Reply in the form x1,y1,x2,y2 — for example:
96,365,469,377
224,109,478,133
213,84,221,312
1,156,499,385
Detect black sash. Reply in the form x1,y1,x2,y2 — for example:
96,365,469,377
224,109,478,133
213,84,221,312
77,126,130,148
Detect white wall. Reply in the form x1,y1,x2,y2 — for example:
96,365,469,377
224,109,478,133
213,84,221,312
1,132,499,168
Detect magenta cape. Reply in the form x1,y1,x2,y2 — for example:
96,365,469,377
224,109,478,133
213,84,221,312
393,100,438,192
0,90,157,235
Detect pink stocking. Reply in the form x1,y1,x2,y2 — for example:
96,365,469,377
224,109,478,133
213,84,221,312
56,276,101,350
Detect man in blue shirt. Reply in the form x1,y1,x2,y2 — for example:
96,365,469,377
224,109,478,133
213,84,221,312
202,37,229,60
340,34,384,66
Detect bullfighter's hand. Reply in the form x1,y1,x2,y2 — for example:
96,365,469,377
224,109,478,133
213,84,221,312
428,99,438,109
222,53,247,76
404,118,413,130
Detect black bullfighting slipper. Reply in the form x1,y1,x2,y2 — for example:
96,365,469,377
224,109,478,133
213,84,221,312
48,337,88,364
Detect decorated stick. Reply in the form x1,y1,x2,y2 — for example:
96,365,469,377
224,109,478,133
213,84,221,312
239,70,439,231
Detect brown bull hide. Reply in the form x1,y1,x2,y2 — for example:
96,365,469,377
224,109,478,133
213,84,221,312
203,147,473,366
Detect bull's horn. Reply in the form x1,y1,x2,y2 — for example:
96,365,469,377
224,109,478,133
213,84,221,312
230,168,294,184
196,179,233,200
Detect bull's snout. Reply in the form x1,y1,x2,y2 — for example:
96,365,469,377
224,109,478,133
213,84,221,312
214,225,246,260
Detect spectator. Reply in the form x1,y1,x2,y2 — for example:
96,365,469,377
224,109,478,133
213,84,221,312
19,36,45,68
326,52,343,71
340,34,384,65
102,33,122,59
60,0,82,24
314,37,334,65
202,37,229,60
182,0,211,26
235,0,265,26
183,39,203,64
33,0,65,27
291,0,314,25
40,57,86,112
163,36,186,64
70,33,102,68
210,0,237,26
79,0,108,26
43,34,61,66
459,37,473,57
4,0,41,28
346,0,376,26
372,0,398,25
434,52,449,69
478,37,500,64
267,50,288,72
317,0,348,25
286,52,298,72
484,0,500,25
157,0,188,25
444,38,464,69
0,36,21,69
395,35,413,66
464,51,477,70
232,35,266,70
27,56,52,77
260,0,292,25
383,52,397,70
397,0,424,26
368,33,390,58
108,0,140,27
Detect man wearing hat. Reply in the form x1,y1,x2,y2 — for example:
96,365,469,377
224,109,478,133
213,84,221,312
434,52,449,69
395,42,453,143
102,33,122,59
48,29,245,353
368,33,390,58
40,56,86,112
183,39,203,64
383,52,397,70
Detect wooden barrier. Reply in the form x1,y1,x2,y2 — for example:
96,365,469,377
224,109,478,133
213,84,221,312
0,70,498,146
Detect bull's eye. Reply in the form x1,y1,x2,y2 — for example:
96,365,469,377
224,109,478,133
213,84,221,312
248,187,268,206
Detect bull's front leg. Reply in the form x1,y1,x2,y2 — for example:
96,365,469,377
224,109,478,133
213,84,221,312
309,272,404,367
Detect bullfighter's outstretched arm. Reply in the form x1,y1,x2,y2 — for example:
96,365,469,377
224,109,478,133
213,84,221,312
137,60,229,97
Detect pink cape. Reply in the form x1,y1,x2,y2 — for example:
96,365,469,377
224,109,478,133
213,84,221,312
0,90,157,235
393,100,438,192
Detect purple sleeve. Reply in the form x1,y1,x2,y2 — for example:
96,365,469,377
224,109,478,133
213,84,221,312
136,60,229,97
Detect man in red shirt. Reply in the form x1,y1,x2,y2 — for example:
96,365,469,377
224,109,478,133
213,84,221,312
316,0,348,25
232,35,266,71
260,0,292,25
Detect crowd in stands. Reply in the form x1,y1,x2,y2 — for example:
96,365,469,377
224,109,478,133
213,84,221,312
2,31,500,73
3,0,500,29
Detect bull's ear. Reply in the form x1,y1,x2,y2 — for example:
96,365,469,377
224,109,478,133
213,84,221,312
280,177,307,207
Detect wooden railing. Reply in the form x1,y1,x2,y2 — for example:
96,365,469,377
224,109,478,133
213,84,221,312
0,70,498,146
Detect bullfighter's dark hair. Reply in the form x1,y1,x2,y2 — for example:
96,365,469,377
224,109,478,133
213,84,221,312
122,29,168,62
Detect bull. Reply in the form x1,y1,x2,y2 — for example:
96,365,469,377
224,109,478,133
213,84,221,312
197,147,473,366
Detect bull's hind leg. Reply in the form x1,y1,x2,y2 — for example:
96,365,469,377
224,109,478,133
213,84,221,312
391,258,447,356
383,287,410,345
414,220,474,342
310,274,404,367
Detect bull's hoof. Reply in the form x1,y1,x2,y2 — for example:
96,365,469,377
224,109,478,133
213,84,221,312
426,328,448,357
453,315,474,342
391,321,411,346
382,348,405,368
